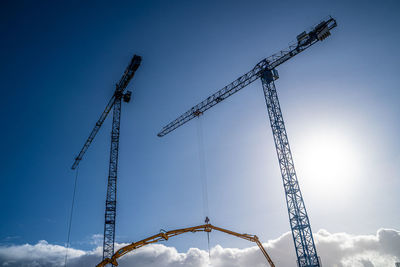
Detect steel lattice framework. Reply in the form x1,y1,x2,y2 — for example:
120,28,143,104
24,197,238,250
157,17,337,267
71,55,141,262
261,72,319,266
103,94,121,260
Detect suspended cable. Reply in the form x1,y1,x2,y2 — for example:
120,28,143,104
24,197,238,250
196,118,212,264
196,117,209,218
64,166,79,267
205,216,211,261
207,230,211,264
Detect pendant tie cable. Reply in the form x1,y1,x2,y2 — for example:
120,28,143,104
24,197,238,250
64,166,80,267
196,118,211,263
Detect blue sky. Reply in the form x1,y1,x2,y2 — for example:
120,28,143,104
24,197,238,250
1,0,399,263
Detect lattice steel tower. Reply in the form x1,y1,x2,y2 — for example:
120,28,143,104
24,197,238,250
71,55,141,262
157,18,337,266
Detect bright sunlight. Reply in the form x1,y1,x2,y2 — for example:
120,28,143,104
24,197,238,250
295,127,361,197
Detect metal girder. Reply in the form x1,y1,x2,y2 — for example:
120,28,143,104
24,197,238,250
102,95,122,261
71,95,115,170
261,70,319,267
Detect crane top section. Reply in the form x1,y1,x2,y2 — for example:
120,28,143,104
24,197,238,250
71,54,142,170
157,17,336,137
262,16,336,71
116,55,142,92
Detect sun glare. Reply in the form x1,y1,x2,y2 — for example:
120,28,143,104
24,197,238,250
295,128,361,197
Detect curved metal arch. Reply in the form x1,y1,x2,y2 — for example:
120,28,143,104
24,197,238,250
97,223,275,267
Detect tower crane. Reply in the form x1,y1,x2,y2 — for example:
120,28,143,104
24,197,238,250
71,55,141,262
158,17,337,267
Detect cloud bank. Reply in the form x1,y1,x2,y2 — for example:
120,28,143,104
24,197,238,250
0,228,399,267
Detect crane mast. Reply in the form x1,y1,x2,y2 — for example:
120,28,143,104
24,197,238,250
261,71,318,266
158,17,337,267
71,55,141,262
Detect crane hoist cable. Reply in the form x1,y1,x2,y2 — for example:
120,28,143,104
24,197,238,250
64,166,80,267
196,117,212,260
196,117,209,219
96,223,275,267
205,216,211,261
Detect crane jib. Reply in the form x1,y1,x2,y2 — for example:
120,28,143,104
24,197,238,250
157,17,337,137
71,55,142,170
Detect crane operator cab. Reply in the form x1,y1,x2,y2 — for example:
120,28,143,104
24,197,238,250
123,91,132,103
262,69,279,84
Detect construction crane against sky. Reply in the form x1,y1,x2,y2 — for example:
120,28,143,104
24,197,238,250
71,55,141,262
158,17,337,267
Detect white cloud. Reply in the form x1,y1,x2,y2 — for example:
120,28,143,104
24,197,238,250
0,240,85,267
0,228,399,267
